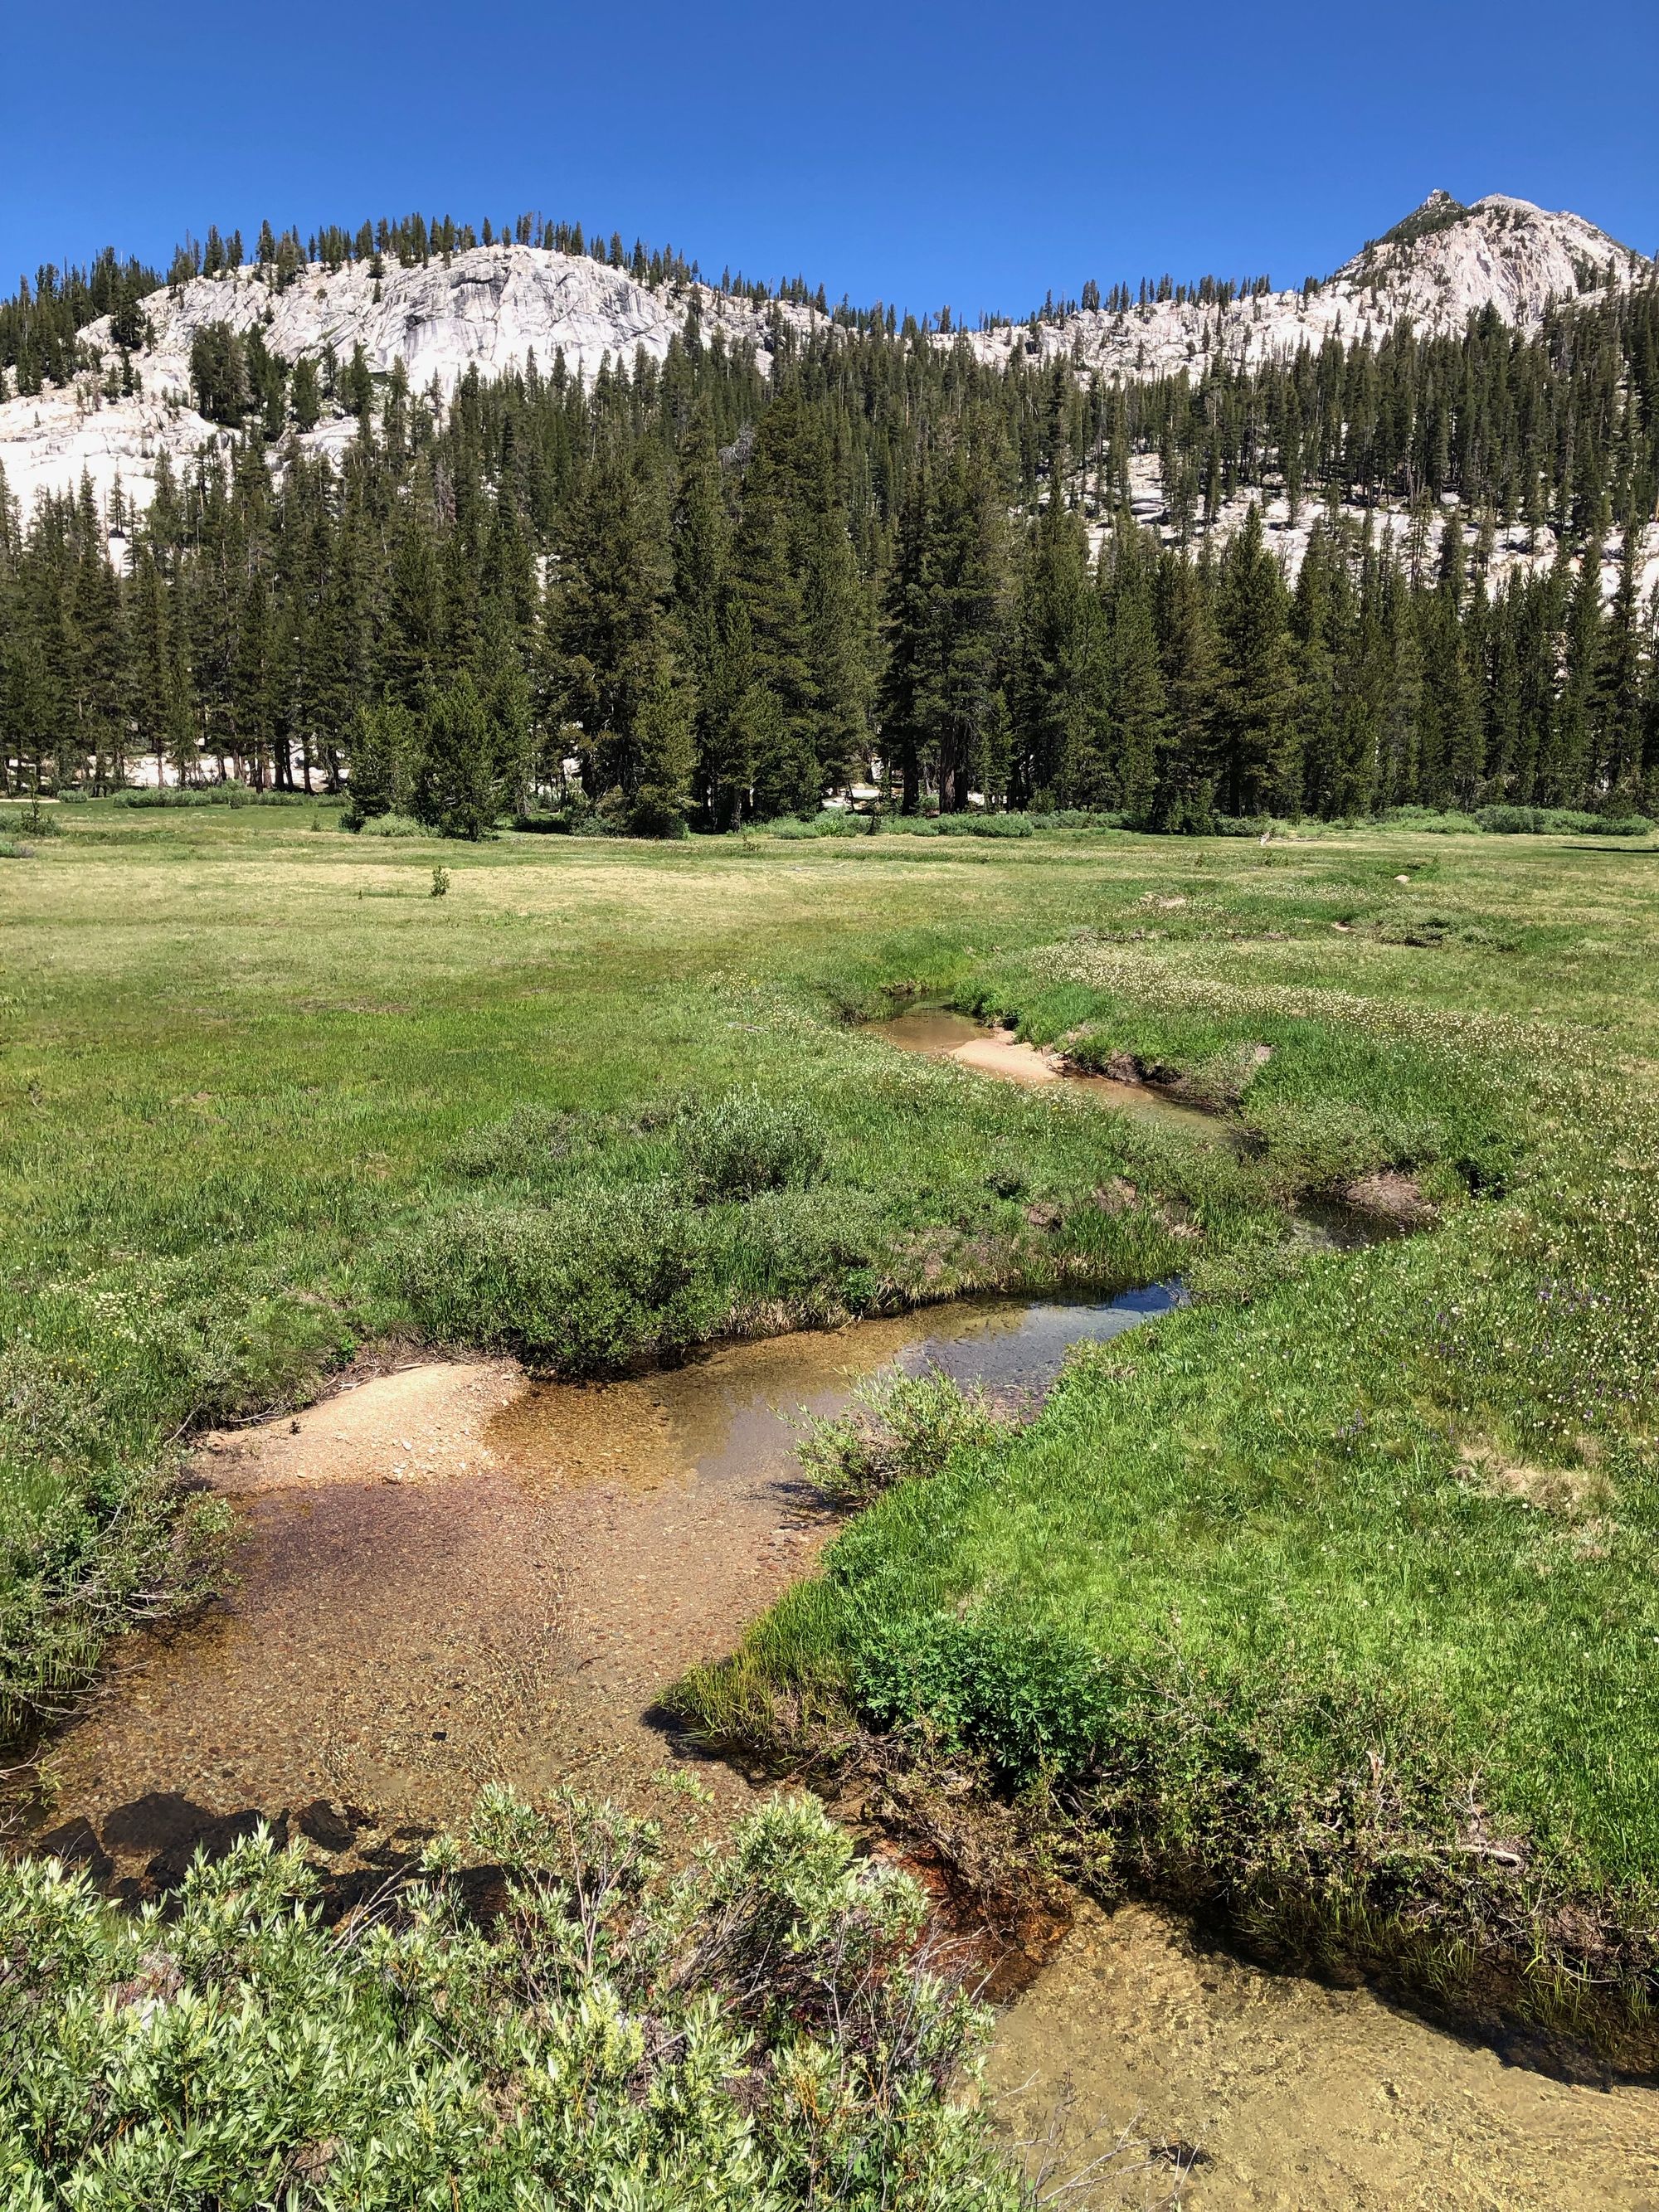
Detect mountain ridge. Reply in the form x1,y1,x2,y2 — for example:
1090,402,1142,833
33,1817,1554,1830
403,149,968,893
0,192,1650,526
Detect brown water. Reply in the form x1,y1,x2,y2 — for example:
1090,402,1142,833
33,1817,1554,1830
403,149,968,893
18,1289,1171,1884
987,1898,1659,2210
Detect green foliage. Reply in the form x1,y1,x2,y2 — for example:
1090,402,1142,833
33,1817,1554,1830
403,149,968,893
111,785,314,809
0,1790,1015,2210
800,1369,1012,1505
391,1187,717,1373
677,1087,830,1200
1475,803,1652,836
411,673,499,839
342,698,416,825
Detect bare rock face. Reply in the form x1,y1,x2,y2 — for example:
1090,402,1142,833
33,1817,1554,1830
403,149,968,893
0,245,808,518
960,192,1650,384
0,197,1648,525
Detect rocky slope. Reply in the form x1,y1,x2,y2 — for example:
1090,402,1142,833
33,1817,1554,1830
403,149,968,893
0,246,808,520
962,192,1648,378
0,192,1648,530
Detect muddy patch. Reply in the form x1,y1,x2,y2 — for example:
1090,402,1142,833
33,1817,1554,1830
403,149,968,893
986,1897,1659,2210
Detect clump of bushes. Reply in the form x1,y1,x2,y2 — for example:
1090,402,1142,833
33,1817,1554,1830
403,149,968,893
0,1788,1014,2209
110,785,314,809
677,1088,829,1200
449,1101,587,1182
1475,804,1652,837
800,1369,1012,1505
392,1186,714,1373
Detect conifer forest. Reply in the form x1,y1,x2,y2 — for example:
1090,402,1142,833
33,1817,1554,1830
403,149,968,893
2,216,1657,829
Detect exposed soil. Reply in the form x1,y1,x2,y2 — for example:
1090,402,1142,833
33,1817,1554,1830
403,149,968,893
871,1004,1240,1141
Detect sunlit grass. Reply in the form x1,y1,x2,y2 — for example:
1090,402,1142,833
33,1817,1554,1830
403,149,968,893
6,804,1659,2052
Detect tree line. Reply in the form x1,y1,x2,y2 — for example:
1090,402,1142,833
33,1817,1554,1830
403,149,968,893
1,275,1656,829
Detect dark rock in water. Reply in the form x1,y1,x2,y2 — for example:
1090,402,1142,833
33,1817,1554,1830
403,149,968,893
146,1807,282,1890
296,1797,359,1853
100,1790,219,1857
35,1815,114,1883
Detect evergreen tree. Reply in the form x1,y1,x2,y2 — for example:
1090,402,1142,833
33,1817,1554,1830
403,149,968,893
344,696,416,824
412,671,498,838
1214,503,1297,814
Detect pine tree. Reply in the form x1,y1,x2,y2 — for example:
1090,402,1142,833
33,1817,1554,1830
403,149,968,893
1100,521,1165,821
1151,547,1220,828
344,696,416,824
672,397,742,824
413,672,498,838
1214,503,1297,814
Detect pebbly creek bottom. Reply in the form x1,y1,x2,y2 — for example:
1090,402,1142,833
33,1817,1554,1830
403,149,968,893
12,1023,1659,2208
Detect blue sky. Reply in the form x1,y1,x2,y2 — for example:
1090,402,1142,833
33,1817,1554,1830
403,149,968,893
3,0,1655,317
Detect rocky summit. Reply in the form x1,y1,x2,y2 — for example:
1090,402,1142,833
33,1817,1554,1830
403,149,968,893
0,192,1648,522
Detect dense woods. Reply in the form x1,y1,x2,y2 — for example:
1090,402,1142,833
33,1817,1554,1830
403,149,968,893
2,231,1657,828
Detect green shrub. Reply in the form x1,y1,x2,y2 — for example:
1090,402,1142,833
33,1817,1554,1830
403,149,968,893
0,1789,1014,2210
391,1187,718,1372
110,785,316,809
725,1187,888,1318
679,1088,830,1201
1477,803,1652,836
800,1369,1011,1505
449,1101,588,1182
850,1609,1112,1785
353,809,426,839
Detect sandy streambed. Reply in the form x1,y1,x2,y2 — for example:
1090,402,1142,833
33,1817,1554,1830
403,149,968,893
987,1899,1659,2210
21,1292,1167,1883
16,1043,1659,2201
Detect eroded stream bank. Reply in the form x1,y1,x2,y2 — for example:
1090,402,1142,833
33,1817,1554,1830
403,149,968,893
12,1017,1656,2206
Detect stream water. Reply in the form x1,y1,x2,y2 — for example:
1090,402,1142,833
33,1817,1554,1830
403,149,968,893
873,1003,1237,1141
13,1013,1657,2205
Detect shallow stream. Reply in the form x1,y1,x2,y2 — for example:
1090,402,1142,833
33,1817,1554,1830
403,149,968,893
14,1014,1657,2205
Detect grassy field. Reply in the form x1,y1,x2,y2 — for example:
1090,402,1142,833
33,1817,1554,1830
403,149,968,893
5,803,1659,2059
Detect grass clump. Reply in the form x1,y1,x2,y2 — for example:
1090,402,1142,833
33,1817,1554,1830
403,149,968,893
678,1087,830,1199
801,1369,1014,1505
0,1787,1015,2210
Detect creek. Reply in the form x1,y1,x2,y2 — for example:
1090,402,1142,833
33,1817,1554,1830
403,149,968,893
12,1013,1657,2206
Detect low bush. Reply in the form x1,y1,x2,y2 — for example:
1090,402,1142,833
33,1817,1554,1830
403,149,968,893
678,1088,830,1201
391,1186,716,1373
449,1101,589,1182
1476,804,1652,837
110,785,319,809
0,1788,1014,2210
800,1369,1012,1505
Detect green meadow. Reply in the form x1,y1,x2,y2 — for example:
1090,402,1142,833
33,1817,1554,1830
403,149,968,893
5,802,1659,2057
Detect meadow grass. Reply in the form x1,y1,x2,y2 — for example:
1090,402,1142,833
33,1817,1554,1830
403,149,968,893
6,804,1659,2052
